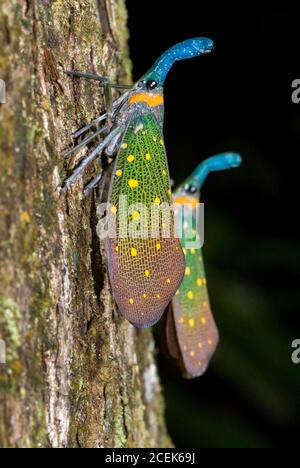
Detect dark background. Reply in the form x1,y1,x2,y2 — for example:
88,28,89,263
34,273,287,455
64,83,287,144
126,2,300,448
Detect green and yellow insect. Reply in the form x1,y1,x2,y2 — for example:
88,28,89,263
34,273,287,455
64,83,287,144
63,38,214,328
167,153,242,377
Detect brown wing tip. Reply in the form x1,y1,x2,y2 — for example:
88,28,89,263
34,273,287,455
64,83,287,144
119,301,167,328
109,244,186,329
180,331,219,379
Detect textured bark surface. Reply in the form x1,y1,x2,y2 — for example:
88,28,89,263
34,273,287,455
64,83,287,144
0,0,171,448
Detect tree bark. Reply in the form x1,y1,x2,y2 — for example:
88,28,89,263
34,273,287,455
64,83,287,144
0,0,171,448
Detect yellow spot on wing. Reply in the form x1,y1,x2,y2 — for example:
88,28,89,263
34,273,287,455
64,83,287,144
128,179,139,189
156,243,161,251
154,197,161,205
20,211,31,223
162,169,167,177
115,246,119,253
185,267,191,276
145,153,151,161
145,270,150,278
122,143,128,149
127,155,135,163
116,170,123,177
129,298,134,305
190,351,195,357
197,278,203,286
134,123,144,133
156,294,161,299
166,278,171,284
187,291,194,300
201,317,207,325
111,206,117,214
143,294,148,299
188,318,195,327
132,211,140,221
131,248,138,257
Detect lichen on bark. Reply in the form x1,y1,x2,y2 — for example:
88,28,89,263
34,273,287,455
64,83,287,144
0,0,171,448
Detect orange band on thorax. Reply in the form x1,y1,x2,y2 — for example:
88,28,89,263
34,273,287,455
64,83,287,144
129,93,164,107
174,196,199,209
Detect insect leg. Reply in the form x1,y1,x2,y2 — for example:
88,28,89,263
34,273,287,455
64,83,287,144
65,71,132,89
72,114,108,139
83,133,122,196
61,126,122,194
105,131,123,157
66,70,131,117
83,174,103,197
103,78,113,117
70,93,128,143
64,125,109,158
83,134,121,196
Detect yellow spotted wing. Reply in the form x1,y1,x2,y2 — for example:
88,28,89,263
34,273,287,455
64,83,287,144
106,111,185,328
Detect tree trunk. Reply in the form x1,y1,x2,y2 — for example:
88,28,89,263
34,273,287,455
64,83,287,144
0,0,171,448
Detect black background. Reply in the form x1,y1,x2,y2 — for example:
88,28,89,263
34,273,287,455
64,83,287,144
127,2,300,448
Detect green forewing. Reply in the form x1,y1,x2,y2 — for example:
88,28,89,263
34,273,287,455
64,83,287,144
111,113,170,208
171,201,219,377
106,111,185,328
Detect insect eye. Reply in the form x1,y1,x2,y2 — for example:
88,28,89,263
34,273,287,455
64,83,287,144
146,80,158,90
185,184,197,194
